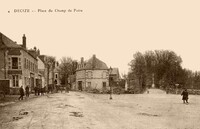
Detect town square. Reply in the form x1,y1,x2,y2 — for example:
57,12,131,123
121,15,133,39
1,0,200,129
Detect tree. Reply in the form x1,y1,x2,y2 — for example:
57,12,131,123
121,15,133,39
128,50,185,92
58,57,77,86
129,52,147,91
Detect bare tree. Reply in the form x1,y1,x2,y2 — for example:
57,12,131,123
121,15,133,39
58,57,77,87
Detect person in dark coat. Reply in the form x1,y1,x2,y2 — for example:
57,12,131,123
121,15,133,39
18,86,24,100
181,89,189,104
25,86,29,97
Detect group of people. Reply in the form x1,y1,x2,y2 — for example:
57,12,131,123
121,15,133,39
18,86,30,100
18,85,70,100
34,86,46,96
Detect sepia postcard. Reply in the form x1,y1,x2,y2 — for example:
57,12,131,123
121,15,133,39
0,0,200,129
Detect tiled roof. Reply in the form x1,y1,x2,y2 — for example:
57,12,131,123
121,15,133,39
109,68,121,80
83,55,108,70
110,68,119,75
0,32,21,48
0,32,38,60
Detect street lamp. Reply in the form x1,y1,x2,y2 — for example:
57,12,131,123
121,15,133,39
109,67,113,100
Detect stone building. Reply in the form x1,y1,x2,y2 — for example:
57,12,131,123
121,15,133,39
76,55,109,91
0,33,38,94
54,62,60,86
37,55,46,88
109,68,121,85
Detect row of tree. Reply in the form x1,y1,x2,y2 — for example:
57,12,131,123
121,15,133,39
128,50,200,92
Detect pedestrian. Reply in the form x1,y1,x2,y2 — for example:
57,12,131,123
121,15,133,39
18,86,24,100
34,86,37,96
25,86,29,97
181,88,189,104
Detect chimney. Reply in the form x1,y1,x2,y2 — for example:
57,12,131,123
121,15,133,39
34,46,37,51
22,34,26,48
81,57,84,63
92,54,96,69
93,54,96,59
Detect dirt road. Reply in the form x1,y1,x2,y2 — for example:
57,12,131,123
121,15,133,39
0,89,200,129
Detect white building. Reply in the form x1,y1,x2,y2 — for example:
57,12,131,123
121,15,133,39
76,55,109,91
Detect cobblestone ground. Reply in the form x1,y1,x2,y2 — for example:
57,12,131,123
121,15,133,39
0,89,200,129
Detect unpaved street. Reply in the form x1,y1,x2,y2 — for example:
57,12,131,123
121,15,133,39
0,89,200,129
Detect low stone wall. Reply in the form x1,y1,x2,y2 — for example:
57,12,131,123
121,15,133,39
167,88,200,95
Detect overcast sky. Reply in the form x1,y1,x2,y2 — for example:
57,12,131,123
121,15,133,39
1,0,200,74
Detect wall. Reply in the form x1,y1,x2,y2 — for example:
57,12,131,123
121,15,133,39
0,50,5,79
76,69,109,91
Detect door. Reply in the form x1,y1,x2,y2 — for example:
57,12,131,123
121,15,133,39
102,82,106,90
78,81,82,91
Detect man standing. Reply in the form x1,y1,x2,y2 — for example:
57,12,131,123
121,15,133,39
25,86,29,97
181,89,189,104
18,86,24,100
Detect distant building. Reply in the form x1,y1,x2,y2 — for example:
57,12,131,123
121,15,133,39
0,33,38,94
54,62,60,86
38,55,60,89
109,68,121,85
37,55,46,89
75,55,109,91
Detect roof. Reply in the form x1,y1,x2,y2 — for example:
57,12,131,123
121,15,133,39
0,32,21,49
110,68,119,75
78,55,108,70
0,32,37,60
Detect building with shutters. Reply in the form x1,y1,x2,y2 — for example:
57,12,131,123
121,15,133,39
75,55,109,91
0,33,39,94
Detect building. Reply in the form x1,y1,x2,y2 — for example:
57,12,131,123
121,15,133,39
109,68,121,85
37,55,46,89
54,61,60,86
76,55,109,91
0,33,38,94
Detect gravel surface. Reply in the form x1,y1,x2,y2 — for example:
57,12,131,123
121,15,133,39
0,89,200,129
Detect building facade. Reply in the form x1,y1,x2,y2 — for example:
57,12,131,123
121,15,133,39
76,55,109,91
54,62,60,86
0,33,38,94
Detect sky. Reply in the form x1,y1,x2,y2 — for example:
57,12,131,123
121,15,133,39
1,0,200,74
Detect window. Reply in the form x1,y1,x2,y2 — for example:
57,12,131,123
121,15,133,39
33,63,35,72
18,58,21,69
55,74,58,78
12,57,18,69
26,60,28,69
55,80,57,84
30,62,32,71
87,82,91,88
102,71,107,78
28,61,30,70
24,58,26,69
87,71,92,78
8,57,11,69
103,82,106,88
12,75,19,87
